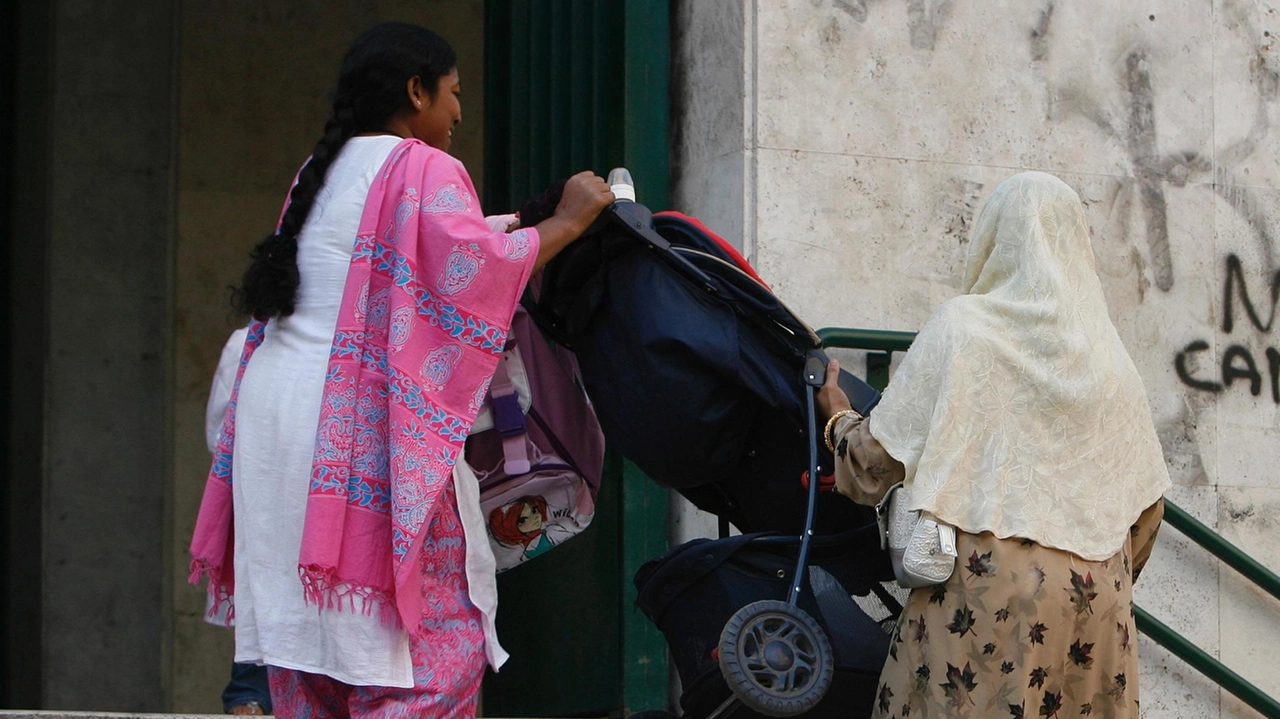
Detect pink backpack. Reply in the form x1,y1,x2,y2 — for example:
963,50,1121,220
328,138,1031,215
465,301,606,572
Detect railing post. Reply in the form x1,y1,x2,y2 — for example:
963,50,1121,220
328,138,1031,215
866,352,892,392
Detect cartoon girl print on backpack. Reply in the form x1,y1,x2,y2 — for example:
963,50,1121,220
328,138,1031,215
487,495,572,562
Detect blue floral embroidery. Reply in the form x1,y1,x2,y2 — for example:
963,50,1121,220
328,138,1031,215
347,387,392,510
246,321,266,345
392,526,412,560
330,331,363,360
386,365,472,443
391,445,453,541
310,465,349,496
503,229,532,261
346,475,391,512
212,319,267,485
366,287,391,337
314,413,353,462
469,376,491,414
354,281,371,321
384,188,418,245
437,243,485,296
420,183,471,214
322,382,357,413
364,348,389,377
211,450,233,486
389,306,414,350
421,344,463,392
353,241,507,352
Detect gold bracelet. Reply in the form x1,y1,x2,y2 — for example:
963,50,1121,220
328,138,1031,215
823,408,862,453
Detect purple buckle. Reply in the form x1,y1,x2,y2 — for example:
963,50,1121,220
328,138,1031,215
492,392,526,437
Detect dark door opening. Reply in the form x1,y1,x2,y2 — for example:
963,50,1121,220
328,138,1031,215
481,1,671,715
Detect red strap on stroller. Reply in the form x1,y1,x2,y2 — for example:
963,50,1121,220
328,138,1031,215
799,470,837,493
655,211,771,290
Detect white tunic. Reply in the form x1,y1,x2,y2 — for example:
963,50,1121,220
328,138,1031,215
227,135,506,688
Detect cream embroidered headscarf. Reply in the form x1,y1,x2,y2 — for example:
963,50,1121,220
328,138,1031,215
868,172,1170,560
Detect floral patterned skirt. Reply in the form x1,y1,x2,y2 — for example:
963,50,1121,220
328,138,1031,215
267,481,487,719
872,503,1162,719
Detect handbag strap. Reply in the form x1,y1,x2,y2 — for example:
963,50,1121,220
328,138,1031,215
489,350,530,475
869,581,905,618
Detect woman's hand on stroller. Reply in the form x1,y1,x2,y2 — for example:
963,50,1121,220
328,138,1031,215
530,171,615,271
816,358,853,421
818,360,905,504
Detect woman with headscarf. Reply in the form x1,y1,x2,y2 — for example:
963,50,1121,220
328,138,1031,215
817,171,1169,719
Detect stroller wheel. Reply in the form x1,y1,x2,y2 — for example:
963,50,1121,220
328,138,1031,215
717,600,834,717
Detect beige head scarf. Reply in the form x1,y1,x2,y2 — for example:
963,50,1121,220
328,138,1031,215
868,172,1170,560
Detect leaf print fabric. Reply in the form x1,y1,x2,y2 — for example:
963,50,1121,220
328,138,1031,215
1068,640,1094,668
967,550,996,578
1038,690,1063,718
1068,570,1098,615
947,606,976,637
870,505,1163,719
941,662,978,708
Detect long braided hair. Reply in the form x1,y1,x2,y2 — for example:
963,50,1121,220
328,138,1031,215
233,23,456,320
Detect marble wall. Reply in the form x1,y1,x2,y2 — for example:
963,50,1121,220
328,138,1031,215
673,1,1280,716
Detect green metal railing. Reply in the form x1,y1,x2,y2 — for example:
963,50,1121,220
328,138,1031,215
1159,500,1280,602
818,327,1280,719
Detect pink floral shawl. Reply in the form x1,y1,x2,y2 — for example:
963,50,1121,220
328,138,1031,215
189,138,539,635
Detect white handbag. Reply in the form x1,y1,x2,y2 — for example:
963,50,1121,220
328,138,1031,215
876,482,958,588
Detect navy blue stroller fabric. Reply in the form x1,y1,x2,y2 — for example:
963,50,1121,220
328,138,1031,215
521,191,896,717
527,202,880,535
634,524,894,718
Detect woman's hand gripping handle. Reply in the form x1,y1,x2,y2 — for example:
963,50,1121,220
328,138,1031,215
820,359,904,505
530,171,615,272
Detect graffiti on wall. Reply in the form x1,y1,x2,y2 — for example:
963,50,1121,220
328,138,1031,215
1041,10,1279,288
1175,254,1280,402
832,0,955,50
828,0,1279,281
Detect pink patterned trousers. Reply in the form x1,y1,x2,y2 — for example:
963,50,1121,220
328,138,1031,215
267,482,487,719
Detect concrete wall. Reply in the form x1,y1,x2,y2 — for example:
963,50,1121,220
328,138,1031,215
40,0,176,711
170,1,486,712
673,1,1280,717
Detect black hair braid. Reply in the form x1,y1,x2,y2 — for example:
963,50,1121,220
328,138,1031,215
231,22,457,320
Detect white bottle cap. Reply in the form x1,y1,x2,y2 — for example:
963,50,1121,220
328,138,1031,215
607,167,636,202
611,183,636,202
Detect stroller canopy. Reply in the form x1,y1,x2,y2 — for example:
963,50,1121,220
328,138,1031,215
527,201,879,534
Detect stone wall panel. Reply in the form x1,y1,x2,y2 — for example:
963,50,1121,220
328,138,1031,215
673,0,1280,714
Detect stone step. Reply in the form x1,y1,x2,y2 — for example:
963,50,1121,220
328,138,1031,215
0,714,229,719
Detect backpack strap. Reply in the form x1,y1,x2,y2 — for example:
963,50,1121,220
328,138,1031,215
490,348,531,475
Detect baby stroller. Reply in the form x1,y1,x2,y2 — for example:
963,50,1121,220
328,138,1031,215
522,171,898,717
634,524,902,718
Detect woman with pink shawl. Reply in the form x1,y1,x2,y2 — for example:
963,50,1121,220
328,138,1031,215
189,23,613,718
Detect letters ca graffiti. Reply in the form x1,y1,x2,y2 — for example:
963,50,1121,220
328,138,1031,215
1175,254,1280,403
